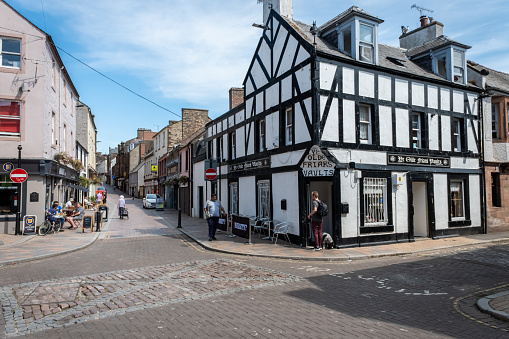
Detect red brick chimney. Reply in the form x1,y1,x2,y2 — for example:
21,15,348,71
229,87,244,110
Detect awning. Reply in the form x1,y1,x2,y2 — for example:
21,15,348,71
69,184,89,193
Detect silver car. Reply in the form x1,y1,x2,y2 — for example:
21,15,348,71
143,194,160,209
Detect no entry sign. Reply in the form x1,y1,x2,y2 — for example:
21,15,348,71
10,168,28,183
205,168,217,181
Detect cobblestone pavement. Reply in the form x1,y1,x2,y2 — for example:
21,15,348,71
1,190,509,338
0,259,299,336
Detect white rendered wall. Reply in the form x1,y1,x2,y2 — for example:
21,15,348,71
239,176,256,217
277,35,299,77
393,173,408,234
321,96,339,142
358,71,375,98
340,169,359,238
236,127,245,158
428,85,438,109
453,90,464,113
412,82,425,107
450,157,479,169
256,92,264,114
295,64,311,93
271,150,306,168
192,160,206,218
319,62,337,91
434,174,449,230
272,172,300,235
329,149,386,165
246,122,255,156
467,119,478,153
342,67,355,95
428,113,440,150
266,112,279,150
378,75,392,101
281,75,292,103
395,79,408,104
272,25,289,76
440,88,450,111
379,106,393,146
469,174,481,226
395,108,409,148
266,83,280,110
295,98,311,144
343,99,356,143
441,116,451,151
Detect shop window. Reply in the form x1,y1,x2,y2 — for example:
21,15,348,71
359,104,372,144
449,180,465,220
0,175,17,214
0,100,20,136
492,173,501,207
230,182,238,215
362,177,387,226
0,37,21,69
257,180,270,219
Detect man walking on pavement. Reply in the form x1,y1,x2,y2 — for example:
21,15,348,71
308,191,323,250
204,193,226,241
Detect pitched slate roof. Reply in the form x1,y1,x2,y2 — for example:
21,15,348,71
290,18,464,84
405,35,471,58
319,6,384,32
468,60,509,94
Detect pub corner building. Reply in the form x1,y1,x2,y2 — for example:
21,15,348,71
192,1,485,248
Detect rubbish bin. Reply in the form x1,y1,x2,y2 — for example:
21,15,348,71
99,205,108,221
95,210,103,232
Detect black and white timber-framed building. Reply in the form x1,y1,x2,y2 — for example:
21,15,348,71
193,0,484,248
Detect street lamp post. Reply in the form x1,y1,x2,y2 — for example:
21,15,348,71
15,145,22,235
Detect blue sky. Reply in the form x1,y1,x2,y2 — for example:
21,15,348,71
5,0,509,153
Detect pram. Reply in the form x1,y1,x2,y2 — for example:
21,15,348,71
121,207,129,219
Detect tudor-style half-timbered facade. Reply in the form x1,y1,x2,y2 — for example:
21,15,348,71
197,1,484,248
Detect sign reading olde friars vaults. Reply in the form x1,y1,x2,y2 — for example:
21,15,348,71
301,145,335,177
388,154,450,168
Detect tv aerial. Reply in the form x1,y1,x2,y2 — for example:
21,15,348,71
411,4,433,16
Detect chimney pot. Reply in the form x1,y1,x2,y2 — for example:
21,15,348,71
420,15,429,27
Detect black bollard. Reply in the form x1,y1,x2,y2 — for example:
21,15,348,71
177,208,182,228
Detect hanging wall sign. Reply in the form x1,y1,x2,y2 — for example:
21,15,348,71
301,145,335,177
388,154,450,167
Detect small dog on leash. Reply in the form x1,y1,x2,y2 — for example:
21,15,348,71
322,232,334,249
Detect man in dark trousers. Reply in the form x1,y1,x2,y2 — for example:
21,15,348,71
307,191,323,250
204,193,226,241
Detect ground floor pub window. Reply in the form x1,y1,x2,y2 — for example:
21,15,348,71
0,175,17,214
450,180,465,221
257,180,270,219
229,182,238,214
363,177,388,226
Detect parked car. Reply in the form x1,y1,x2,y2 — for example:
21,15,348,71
143,194,160,209
96,186,107,203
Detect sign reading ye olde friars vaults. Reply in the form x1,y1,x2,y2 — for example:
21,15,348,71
301,145,335,177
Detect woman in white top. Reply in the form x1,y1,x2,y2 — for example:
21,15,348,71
118,195,126,219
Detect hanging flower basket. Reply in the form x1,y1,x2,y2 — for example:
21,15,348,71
178,176,189,185
78,176,90,188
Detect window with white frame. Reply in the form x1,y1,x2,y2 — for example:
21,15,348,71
452,118,462,152
411,113,422,149
363,177,388,226
492,104,499,139
230,182,238,215
359,104,372,144
0,100,21,135
453,50,464,84
449,180,465,220
257,180,270,219
359,24,374,63
285,107,293,145
258,118,266,152
0,37,21,69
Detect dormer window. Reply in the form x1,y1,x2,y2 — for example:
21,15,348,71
431,47,467,84
341,26,352,56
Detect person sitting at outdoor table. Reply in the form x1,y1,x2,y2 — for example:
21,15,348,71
53,201,62,214
48,203,58,222
68,201,85,229
65,198,74,208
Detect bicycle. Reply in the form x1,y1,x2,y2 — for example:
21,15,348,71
38,212,62,236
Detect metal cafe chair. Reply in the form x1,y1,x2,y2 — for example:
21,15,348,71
272,221,290,244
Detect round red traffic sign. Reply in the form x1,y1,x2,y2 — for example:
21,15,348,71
10,168,28,183
205,168,217,181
